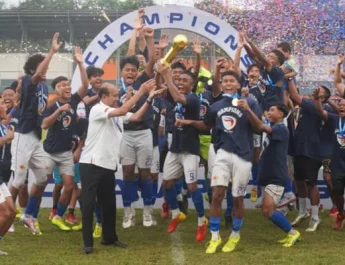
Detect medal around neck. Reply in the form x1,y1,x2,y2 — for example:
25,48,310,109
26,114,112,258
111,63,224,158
232,98,239,106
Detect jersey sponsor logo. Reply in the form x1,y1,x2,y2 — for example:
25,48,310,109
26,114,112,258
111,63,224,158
199,105,207,117
222,115,237,131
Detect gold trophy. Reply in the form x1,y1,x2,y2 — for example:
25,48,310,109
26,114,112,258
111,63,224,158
160,34,188,67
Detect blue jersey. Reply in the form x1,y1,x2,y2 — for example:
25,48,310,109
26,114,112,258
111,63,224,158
258,123,289,187
16,75,48,138
151,98,166,147
320,104,336,158
43,93,82,153
328,113,345,172
119,72,153,131
204,96,262,162
261,66,284,111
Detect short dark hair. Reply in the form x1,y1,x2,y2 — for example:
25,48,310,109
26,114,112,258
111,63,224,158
51,76,68,90
277,42,292,54
274,103,290,117
221,70,241,83
86,66,104,79
10,80,18,90
321,85,331,101
247,64,261,74
270,49,285,66
98,87,109,99
120,55,140,71
171,61,186,71
181,70,196,84
23,54,45,75
3,87,15,92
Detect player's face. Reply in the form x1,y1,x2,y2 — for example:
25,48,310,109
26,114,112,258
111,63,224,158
136,54,146,68
56,80,72,100
154,43,160,60
171,67,184,83
268,52,280,67
318,87,329,103
248,66,260,82
177,73,194,95
103,86,119,107
2,89,15,110
241,87,249,97
267,106,282,124
0,99,8,119
221,74,240,95
121,63,138,85
277,47,289,60
339,99,345,118
89,74,103,90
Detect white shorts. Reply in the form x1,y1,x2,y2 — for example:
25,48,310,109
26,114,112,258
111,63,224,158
264,184,284,205
253,134,262,148
151,146,160,174
0,183,11,204
207,143,216,180
46,151,74,177
163,152,200,184
11,132,49,188
121,129,153,168
211,149,252,197
167,133,172,150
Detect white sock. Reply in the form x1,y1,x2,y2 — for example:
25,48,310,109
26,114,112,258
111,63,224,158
176,194,183,202
181,189,188,196
211,230,219,240
124,207,131,215
311,205,319,221
288,229,296,235
230,230,240,238
198,216,206,226
171,209,180,219
143,205,151,214
298,197,307,215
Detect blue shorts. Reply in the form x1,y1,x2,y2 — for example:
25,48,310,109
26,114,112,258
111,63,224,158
53,163,80,184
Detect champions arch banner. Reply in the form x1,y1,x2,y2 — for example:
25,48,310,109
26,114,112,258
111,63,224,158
71,5,253,91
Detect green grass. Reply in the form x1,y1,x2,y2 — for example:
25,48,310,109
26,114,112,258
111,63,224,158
1,209,345,265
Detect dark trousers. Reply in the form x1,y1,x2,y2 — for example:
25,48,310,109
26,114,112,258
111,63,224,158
79,163,118,247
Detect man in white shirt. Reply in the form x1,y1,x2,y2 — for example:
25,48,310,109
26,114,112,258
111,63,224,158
79,80,160,254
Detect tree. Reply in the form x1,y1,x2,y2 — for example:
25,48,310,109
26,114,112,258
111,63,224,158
16,0,78,10
81,0,154,10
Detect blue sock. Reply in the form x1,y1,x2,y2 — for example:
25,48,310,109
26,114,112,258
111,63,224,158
257,186,263,198
122,180,133,207
210,216,221,232
132,178,139,202
251,164,259,185
232,217,244,232
94,204,102,224
207,186,212,204
284,180,293,193
32,198,41,219
57,203,68,217
269,210,292,233
141,178,153,206
190,189,205,217
225,189,233,216
152,181,158,205
165,186,178,210
182,178,188,191
174,179,182,195
25,196,39,216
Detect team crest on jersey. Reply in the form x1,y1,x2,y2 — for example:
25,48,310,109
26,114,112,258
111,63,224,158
62,116,72,128
37,101,46,115
222,115,237,131
199,105,207,117
337,133,345,147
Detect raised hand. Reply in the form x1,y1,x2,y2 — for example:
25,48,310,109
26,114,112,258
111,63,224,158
312,88,321,100
156,62,170,76
133,17,144,30
159,34,169,50
337,54,345,66
139,79,156,94
73,46,83,64
238,99,249,110
144,27,154,38
59,103,71,112
216,57,225,68
51,32,63,53
192,39,202,55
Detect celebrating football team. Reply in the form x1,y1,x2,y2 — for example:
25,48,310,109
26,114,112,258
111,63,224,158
1,7,345,256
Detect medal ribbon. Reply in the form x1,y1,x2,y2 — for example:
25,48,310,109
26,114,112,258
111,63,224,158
339,118,345,137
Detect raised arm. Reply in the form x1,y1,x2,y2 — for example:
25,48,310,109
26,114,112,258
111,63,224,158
74,46,89,99
287,78,302,106
192,39,201,80
233,33,244,76
143,28,155,77
212,58,224,98
244,33,271,71
127,14,144,56
157,63,187,105
312,88,328,121
158,34,169,60
175,119,211,134
32,33,62,85
327,98,339,113
334,54,345,96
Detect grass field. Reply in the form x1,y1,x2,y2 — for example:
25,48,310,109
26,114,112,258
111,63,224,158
1,209,345,265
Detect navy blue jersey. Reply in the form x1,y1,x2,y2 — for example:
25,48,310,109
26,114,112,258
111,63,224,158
199,90,215,121
261,66,284,110
320,104,337,158
151,98,166,147
169,93,200,156
85,88,98,119
43,93,82,153
0,124,11,169
258,123,289,187
294,99,322,160
164,97,175,133
204,96,262,162
71,118,88,153
328,113,345,172
286,112,295,156
119,72,153,131
16,75,48,138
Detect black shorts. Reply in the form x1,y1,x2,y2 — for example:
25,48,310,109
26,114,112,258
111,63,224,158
294,155,322,186
332,171,345,194
1,168,12,183
322,157,332,173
